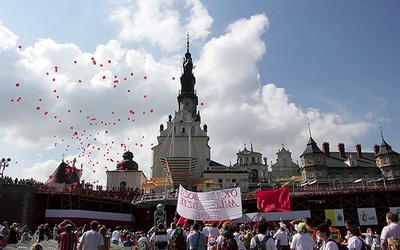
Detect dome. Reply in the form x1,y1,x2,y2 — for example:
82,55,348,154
116,150,139,170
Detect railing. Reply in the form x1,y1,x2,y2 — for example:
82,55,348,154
2,178,398,205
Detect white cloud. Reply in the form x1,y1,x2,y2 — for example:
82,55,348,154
109,0,213,53
0,21,18,51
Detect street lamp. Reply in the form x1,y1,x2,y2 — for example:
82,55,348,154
1,158,11,178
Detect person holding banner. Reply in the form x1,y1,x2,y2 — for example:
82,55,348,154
187,223,207,250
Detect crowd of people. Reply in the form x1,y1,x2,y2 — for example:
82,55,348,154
0,212,399,250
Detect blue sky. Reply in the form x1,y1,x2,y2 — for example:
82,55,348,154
0,0,399,185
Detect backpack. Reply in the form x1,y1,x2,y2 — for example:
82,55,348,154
253,235,270,250
154,228,168,249
222,234,238,250
327,238,349,250
172,228,186,250
359,237,367,250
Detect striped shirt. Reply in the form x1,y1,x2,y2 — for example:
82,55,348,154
58,232,77,250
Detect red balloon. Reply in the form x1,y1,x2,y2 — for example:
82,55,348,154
102,76,106,79
143,75,147,79
18,45,22,49
74,60,77,64
150,109,154,113
130,72,134,76
172,77,175,80
36,106,40,111
143,95,147,98
108,60,112,64
200,102,204,106
15,83,20,87
44,111,48,115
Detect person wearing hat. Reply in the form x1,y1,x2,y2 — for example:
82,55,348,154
291,218,316,241
274,222,290,250
290,222,317,250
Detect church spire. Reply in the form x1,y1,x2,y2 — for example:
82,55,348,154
178,33,198,119
186,32,190,54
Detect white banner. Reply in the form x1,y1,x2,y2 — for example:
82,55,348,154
244,210,311,223
177,185,242,221
357,208,378,225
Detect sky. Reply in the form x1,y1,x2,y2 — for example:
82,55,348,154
0,0,399,186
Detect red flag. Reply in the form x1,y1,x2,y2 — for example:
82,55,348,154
256,186,291,212
177,216,188,226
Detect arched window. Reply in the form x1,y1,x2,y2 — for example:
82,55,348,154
251,169,258,182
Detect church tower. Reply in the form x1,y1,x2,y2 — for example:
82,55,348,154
151,34,211,188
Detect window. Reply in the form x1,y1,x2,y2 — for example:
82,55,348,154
251,169,258,181
307,158,313,164
182,127,185,133
308,171,314,178
232,179,236,183
317,171,322,177
384,157,389,164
